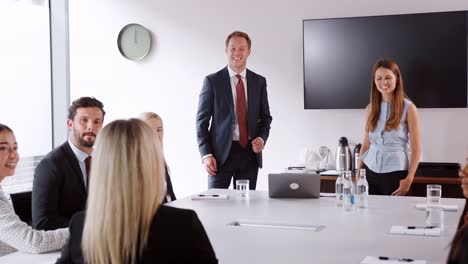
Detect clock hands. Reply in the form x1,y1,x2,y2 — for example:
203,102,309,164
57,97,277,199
134,28,138,44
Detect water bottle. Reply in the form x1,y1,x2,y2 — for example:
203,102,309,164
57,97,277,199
356,168,369,208
335,171,345,206
343,171,355,211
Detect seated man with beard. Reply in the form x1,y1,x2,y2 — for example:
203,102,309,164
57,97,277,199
32,97,105,230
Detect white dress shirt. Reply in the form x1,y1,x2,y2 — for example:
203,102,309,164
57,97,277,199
68,139,91,188
227,66,248,141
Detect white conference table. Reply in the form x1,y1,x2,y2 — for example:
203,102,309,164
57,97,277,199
0,251,60,264
0,189,464,264
170,189,464,264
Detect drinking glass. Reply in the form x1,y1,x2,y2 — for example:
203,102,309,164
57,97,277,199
236,179,249,199
426,184,442,204
318,146,329,171
425,204,444,230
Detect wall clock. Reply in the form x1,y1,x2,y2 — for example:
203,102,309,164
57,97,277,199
117,24,151,61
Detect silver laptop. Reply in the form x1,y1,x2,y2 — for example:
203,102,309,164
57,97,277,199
268,173,321,198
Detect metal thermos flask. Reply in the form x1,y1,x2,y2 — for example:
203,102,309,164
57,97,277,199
336,137,352,172
353,143,362,174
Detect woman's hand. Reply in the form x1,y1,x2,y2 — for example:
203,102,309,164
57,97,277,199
392,177,413,196
461,162,468,178
460,161,468,197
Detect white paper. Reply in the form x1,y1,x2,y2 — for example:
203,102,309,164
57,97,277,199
361,256,426,264
191,194,229,200
229,220,325,231
415,203,458,212
389,226,441,236
319,170,339,176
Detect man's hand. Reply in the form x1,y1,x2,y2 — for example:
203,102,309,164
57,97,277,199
203,156,217,176
252,137,264,154
391,177,412,196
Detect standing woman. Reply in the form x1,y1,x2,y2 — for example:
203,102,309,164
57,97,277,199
139,112,176,203
56,119,217,263
358,59,422,195
0,123,68,257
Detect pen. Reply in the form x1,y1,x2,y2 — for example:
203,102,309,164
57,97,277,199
407,226,437,229
198,194,219,197
379,256,414,262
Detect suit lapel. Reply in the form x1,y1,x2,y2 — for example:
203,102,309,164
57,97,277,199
246,69,256,137
221,67,235,120
63,142,87,194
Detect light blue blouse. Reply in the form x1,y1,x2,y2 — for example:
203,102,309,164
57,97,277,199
361,98,411,173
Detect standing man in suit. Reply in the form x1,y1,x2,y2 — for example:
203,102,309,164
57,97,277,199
32,97,105,230
196,31,272,190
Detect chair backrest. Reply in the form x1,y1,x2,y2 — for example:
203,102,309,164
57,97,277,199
10,192,32,224
1,155,43,225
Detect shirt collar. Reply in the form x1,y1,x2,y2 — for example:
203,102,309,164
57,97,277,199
227,66,247,79
68,138,91,163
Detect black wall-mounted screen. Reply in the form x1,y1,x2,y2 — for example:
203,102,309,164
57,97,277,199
303,11,468,109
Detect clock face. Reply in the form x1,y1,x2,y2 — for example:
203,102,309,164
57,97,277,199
117,24,151,61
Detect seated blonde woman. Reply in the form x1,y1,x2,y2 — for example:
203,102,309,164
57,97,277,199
447,156,468,264
139,112,176,203
56,119,217,263
0,123,68,257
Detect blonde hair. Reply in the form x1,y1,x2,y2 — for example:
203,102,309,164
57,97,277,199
139,112,162,123
82,118,166,264
366,58,408,132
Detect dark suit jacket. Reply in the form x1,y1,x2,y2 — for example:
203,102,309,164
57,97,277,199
163,165,176,203
32,142,87,231
196,67,272,168
56,206,218,264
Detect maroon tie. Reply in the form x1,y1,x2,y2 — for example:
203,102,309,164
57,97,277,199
235,75,248,148
85,156,92,188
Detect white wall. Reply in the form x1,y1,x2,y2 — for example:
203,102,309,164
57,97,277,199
68,0,468,198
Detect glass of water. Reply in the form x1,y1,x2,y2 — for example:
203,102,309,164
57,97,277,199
426,184,442,204
236,179,249,199
426,204,444,230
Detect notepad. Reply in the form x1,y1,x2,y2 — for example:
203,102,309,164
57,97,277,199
228,220,325,231
319,170,339,176
361,256,426,264
415,203,459,212
320,193,336,197
191,194,229,200
389,226,441,236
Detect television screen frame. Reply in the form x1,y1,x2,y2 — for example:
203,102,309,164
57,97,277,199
303,11,468,109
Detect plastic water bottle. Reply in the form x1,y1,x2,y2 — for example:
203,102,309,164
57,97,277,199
335,171,345,206
343,171,355,211
356,168,369,208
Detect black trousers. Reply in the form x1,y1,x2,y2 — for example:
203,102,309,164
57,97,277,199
208,141,259,190
362,163,407,195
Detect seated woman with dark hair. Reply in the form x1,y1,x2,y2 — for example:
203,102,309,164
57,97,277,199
56,119,217,264
447,157,468,263
0,123,68,257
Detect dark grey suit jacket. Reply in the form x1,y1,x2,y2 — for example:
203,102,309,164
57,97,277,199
32,141,87,231
196,67,272,168
56,206,218,264
163,165,176,203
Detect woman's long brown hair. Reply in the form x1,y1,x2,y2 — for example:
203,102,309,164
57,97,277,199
448,200,468,262
366,59,407,132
